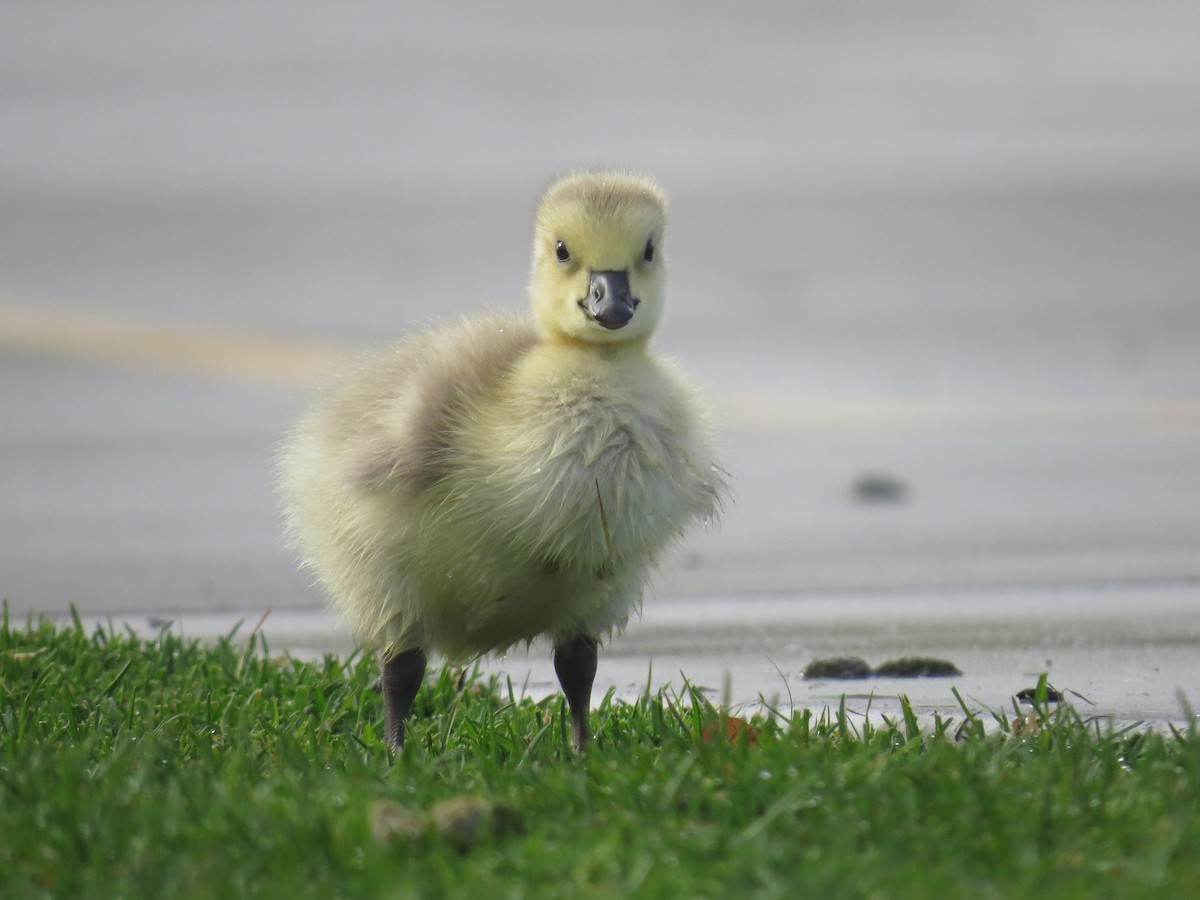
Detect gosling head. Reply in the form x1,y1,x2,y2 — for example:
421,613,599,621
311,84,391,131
530,170,667,345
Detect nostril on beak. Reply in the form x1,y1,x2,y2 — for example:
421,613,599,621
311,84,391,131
583,270,635,329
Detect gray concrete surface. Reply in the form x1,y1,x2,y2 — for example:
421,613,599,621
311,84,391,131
2,3,1198,724
67,582,1198,730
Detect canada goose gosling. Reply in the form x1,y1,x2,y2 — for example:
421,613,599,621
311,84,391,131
279,170,726,751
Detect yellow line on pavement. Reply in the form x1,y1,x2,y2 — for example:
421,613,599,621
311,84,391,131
0,302,353,387
4,301,1200,434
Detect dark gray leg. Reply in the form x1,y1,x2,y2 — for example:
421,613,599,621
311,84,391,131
553,635,599,751
381,648,427,751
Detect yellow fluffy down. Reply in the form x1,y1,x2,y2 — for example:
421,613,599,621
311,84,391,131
277,171,726,661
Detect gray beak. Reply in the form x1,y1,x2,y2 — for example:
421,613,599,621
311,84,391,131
581,270,638,330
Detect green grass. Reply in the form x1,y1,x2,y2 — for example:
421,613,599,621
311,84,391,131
1,607,1197,899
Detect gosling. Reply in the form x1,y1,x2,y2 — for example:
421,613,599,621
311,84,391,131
278,171,726,751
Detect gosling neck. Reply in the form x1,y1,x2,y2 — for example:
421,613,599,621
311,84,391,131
541,329,653,362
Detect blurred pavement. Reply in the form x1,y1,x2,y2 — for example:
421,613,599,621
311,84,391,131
2,3,1198,723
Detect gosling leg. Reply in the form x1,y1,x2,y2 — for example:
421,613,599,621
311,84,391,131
381,648,427,751
553,635,599,751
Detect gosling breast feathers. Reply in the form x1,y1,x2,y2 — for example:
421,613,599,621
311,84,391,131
278,170,726,750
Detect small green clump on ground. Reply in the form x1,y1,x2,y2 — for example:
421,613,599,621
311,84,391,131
873,656,962,677
803,656,873,679
1,607,1197,898
804,655,962,678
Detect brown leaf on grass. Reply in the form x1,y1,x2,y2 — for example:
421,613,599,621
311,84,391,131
369,796,523,850
700,715,758,746
5,648,48,661
369,800,427,844
431,796,524,850
1010,711,1040,737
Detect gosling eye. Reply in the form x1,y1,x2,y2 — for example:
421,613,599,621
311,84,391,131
555,240,571,263
643,238,655,262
